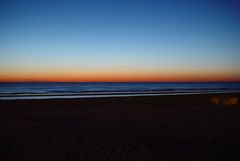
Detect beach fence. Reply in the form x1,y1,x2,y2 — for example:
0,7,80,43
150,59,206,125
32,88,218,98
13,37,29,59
209,96,238,106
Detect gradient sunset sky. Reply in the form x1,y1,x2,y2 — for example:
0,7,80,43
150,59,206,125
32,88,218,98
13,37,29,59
1,0,240,82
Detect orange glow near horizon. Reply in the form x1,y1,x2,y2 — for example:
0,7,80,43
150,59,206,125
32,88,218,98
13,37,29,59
1,70,240,82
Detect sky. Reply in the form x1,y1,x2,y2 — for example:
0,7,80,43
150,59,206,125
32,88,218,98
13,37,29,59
1,0,240,82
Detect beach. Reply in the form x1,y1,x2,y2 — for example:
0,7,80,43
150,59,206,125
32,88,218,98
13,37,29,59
0,93,240,161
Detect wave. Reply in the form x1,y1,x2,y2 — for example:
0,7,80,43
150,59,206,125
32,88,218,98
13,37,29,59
1,90,240,100
0,82,240,100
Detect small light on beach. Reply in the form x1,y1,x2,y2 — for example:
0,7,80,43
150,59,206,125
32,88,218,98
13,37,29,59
209,96,238,106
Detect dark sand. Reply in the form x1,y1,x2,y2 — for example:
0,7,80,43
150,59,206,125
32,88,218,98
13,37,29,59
0,93,240,161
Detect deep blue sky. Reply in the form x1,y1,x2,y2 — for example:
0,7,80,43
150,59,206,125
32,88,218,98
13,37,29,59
1,0,240,82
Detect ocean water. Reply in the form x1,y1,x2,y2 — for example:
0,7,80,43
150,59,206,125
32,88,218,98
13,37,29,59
0,82,240,100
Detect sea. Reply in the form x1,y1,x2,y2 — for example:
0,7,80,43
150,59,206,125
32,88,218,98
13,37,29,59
0,82,240,100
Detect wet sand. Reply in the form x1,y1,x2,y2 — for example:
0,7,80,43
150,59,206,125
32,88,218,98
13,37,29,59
0,93,240,161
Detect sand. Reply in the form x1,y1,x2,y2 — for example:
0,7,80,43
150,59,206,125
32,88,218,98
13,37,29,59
0,93,240,161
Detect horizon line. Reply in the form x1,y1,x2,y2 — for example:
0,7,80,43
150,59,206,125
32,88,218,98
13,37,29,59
1,81,240,83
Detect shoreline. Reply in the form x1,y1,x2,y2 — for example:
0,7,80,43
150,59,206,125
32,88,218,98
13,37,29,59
1,91,240,100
